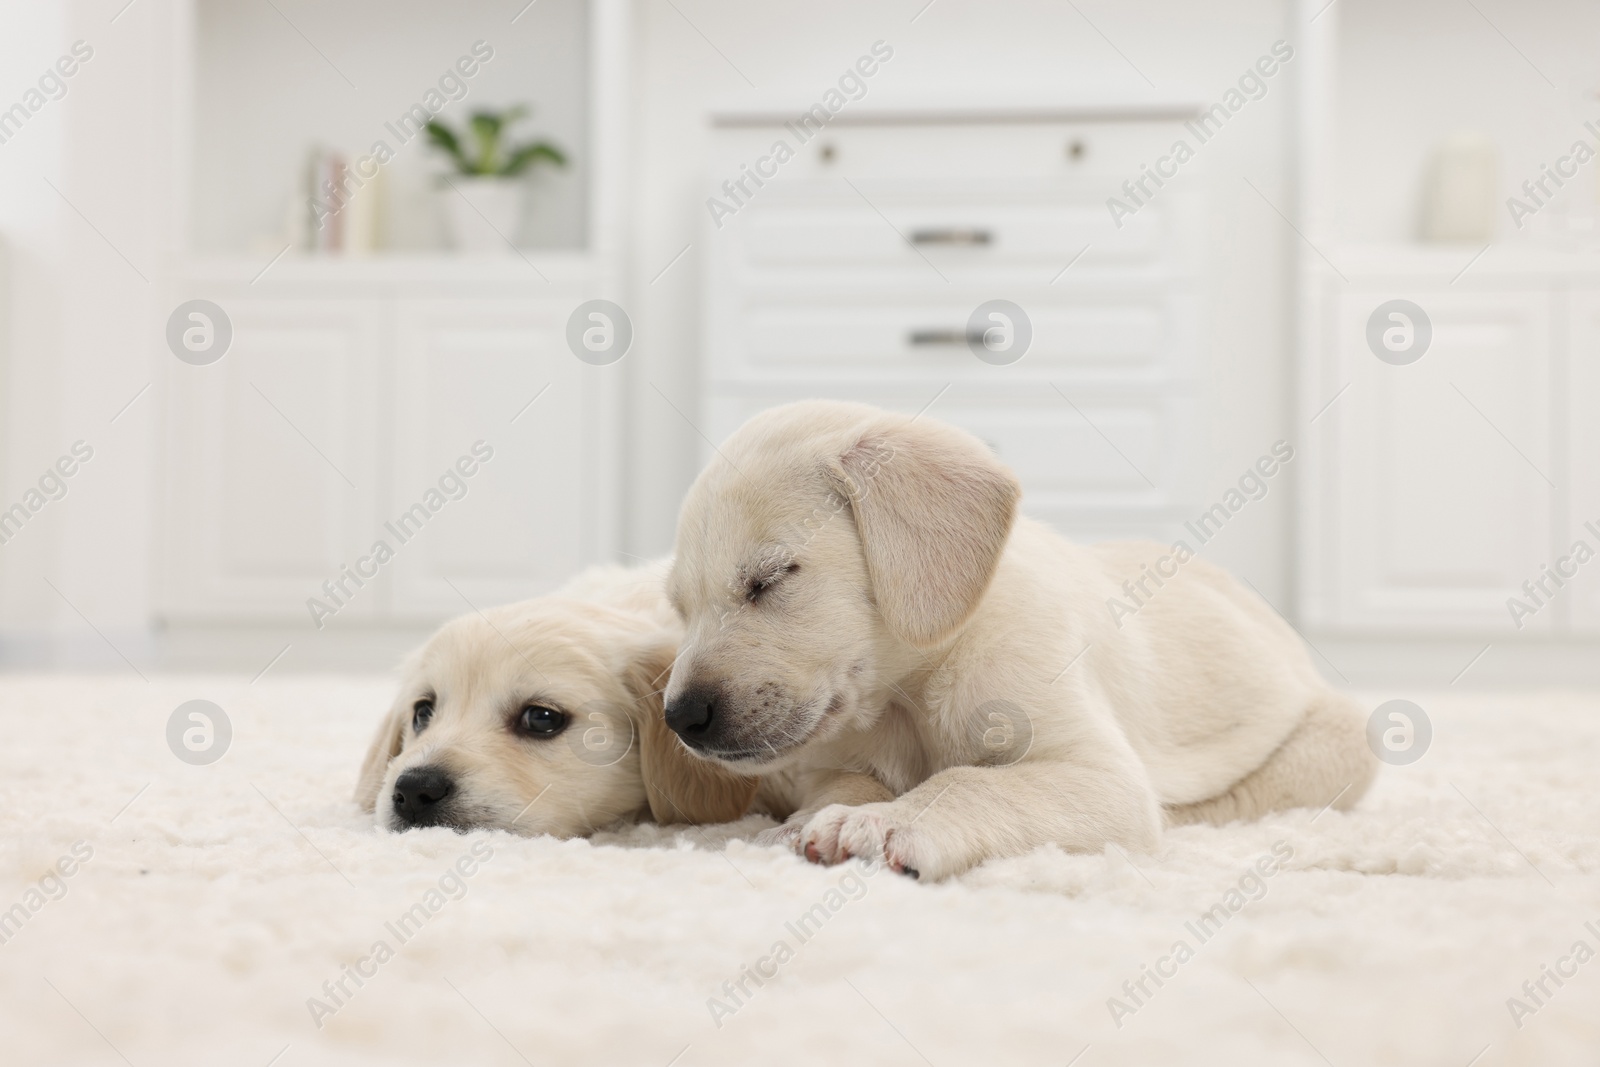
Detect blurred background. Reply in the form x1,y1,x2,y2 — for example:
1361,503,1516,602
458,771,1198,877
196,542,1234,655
0,0,1595,687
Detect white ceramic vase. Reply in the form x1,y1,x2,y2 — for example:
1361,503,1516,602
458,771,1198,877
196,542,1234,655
443,177,524,253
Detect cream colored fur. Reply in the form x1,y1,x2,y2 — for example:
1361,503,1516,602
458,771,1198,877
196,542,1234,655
664,400,1378,880
357,561,758,835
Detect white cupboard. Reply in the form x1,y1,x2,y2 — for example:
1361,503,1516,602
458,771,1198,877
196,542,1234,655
703,108,1208,546
387,297,600,618
160,265,618,625
1302,255,1596,634
163,296,385,619
1564,290,1600,632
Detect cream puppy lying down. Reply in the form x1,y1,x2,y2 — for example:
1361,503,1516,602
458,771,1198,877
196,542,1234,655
356,561,759,836
661,400,1378,881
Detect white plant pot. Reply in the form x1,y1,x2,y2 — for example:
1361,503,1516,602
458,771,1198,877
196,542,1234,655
442,177,524,253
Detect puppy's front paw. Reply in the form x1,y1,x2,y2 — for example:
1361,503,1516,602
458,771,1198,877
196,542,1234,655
799,803,924,878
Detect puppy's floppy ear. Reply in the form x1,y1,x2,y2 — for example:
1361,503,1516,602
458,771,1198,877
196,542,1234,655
354,698,408,813
829,416,1020,647
623,636,758,825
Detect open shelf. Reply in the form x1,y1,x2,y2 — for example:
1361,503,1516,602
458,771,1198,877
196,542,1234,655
188,0,591,257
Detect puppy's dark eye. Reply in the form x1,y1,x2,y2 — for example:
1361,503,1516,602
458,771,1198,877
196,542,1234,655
515,705,568,738
412,699,434,733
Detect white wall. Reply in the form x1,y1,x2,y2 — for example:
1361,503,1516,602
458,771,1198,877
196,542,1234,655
0,0,161,666
0,0,64,653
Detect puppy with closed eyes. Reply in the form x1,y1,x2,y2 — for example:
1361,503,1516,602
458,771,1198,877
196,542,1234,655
663,400,1378,881
356,560,760,836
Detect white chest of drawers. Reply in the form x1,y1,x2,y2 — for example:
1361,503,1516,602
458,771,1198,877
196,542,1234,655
701,106,1206,544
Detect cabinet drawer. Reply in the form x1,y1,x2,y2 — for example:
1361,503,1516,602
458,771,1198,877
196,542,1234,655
720,292,1191,381
950,396,1195,512
705,388,1195,517
738,199,1165,272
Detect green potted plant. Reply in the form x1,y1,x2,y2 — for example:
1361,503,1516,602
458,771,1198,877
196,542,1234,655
426,106,567,253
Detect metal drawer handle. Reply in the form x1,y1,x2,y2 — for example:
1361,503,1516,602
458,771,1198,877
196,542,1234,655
908,328,983,346
909,228,992,246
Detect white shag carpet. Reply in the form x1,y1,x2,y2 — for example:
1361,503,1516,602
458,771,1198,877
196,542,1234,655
1,674,1598,1067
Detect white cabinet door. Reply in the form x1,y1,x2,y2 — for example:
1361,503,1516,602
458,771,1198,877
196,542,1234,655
1564,291,1600,632
385,298,598,617
1324,288,1555,630
163,297,383,621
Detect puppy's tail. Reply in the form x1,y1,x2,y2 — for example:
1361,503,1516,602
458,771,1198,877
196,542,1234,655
1165,692,1378,827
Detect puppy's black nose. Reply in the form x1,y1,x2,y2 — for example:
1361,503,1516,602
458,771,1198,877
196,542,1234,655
664,684,720,748
392,766,454,827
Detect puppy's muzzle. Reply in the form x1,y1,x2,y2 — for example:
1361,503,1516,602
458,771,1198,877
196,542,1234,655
392,765,455,828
